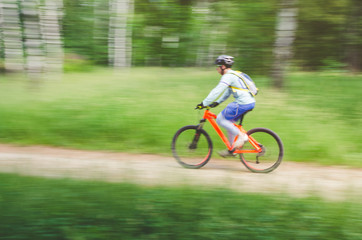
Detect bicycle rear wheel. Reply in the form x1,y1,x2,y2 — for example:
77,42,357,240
240,127,283,173
172,125,213,169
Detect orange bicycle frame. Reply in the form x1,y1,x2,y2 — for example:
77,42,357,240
200,109,262,154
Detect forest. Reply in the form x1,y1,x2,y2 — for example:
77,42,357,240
1,0,361,81
1,2,362,238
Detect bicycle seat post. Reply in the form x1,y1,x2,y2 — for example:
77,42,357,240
239,115,245,126
238,110,252,126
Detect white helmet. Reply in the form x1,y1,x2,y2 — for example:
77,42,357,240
215,55,234,67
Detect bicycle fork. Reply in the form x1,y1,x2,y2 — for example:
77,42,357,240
189,120,206,150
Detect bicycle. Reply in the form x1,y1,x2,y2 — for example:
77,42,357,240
171,107,284,173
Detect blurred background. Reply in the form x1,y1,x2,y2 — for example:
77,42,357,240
0,1,362,238
0,0,361,79
0,0,361,166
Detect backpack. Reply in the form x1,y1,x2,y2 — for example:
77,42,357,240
229,71,259,97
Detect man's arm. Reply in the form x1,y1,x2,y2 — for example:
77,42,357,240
215,87,231,104
202,81,230,106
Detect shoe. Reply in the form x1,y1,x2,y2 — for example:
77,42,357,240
218,149,237,158
234,133,248,149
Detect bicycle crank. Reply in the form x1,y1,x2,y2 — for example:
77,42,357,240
256,145,266,164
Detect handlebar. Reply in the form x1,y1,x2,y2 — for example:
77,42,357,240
196,101,219,109
195,106,210,110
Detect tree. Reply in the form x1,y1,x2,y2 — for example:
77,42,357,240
40,0,64,76
0,1,3,71
93,0,110,65
345,0,362,72
294,0,348,71
21,0,44,78
1,0,24,72
271,0,298,88
193,0,212,67
108,0,133,68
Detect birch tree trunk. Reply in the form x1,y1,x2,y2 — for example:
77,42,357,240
271,0,298,88
108,0,133,68
21,0,44,78
0,1,3,69
40,0,63,76
194,0,211,67
1,0,24,72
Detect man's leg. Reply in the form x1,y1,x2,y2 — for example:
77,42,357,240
216,112,239,144
216,112,248,157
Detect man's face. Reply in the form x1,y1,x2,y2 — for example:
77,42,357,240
216,65,226,75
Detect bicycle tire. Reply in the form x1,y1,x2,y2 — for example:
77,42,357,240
172,125,213,169
239,127,283,173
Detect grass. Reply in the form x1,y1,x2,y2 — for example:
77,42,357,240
0,173,361,240
0,68,361,167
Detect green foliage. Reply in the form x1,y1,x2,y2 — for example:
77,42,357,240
0,59,4,73
59,0,362,72
63,0,110,65
63,53,95,72
0,68,361,166
0,173,361,239
294,0,362,70
133,0,195,67
1,0,362,73
225,0,278,73
60,0,279,73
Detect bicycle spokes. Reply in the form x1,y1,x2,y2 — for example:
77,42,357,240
189,131,201,150
172,125,213,169
239,128,283,173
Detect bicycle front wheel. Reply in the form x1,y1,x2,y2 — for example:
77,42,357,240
240,127,283,173
171,125,213,169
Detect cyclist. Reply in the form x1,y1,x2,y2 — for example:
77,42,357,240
196,55,256,157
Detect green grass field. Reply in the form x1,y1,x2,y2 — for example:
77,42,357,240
0,173,361,240
0,68,361,166
1,70,361,239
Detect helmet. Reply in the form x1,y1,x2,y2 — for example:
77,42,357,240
215,55,234,67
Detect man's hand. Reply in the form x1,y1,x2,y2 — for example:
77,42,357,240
209,102,219,108
195,102,204,109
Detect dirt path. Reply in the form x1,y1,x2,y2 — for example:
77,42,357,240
0,144,361,201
